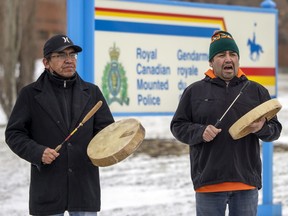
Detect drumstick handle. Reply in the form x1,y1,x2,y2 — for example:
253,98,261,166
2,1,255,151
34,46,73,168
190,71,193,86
214,81,250,128
81,101,103,124
214,119,221,128
55,126,80,152
55,101,103,152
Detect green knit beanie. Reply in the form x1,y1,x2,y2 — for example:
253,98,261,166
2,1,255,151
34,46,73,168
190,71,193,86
209,30,239,61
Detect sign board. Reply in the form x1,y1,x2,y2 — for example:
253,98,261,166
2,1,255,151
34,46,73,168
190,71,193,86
94,0,277,116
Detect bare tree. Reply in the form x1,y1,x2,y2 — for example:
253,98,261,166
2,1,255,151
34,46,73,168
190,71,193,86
18,0,36,92
0,0,22,118
0,0,36,119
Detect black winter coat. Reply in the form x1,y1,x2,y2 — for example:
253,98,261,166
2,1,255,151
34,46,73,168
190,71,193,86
5,71,114,215
170,69,282,190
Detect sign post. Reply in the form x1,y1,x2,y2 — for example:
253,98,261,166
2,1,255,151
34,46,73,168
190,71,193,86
257,1,281,215
67,0,94,82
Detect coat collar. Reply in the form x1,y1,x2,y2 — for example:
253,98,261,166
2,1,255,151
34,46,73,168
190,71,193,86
33,71,90,135
204,68,248,87
204,68,246,79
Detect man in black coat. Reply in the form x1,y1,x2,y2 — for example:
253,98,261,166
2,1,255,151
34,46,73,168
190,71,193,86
5,34,114,216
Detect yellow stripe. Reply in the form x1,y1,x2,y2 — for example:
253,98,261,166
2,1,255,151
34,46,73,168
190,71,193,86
247,76,275,86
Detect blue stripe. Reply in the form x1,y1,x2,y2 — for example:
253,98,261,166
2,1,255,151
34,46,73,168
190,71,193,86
95,20,218,37
112,112,175,116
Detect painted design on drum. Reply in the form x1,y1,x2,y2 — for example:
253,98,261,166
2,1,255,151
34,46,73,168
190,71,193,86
102,43,130,105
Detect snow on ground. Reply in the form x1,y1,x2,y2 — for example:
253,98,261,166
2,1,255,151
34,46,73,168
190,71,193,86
0,72,287,216
1,133,288,216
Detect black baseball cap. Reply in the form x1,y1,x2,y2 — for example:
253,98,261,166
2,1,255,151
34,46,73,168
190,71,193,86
43,34,82,57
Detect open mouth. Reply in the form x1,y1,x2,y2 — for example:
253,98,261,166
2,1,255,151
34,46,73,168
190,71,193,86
223,65,233,70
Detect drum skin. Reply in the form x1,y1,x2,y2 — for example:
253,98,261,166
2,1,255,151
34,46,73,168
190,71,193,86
87,118,145,167
229,99,282,140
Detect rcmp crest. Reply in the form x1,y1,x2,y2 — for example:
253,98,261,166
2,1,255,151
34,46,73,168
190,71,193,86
102,43,129,105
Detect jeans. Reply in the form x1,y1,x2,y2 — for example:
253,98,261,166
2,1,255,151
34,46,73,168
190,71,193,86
39,212,97,216
196,189,258,216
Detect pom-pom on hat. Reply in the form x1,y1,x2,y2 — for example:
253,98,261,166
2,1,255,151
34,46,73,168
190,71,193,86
209,30,239,61
43,34,82,57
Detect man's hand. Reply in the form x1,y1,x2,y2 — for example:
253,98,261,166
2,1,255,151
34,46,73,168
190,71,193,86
42,148,60,164
248,117,266,134
203,125,222,142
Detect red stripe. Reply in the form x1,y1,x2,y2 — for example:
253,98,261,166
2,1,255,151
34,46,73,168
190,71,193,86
241,67,275,76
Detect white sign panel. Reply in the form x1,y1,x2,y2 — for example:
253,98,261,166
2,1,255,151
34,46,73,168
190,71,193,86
94,0,277,116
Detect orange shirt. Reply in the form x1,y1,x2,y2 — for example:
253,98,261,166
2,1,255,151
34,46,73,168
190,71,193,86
196,182,256,193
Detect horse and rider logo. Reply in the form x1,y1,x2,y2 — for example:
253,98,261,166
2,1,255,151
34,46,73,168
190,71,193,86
101,43,130,106
247,27,263,61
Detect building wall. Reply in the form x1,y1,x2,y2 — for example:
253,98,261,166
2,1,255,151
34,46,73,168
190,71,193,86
35,0,66,57
34,0,288,67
